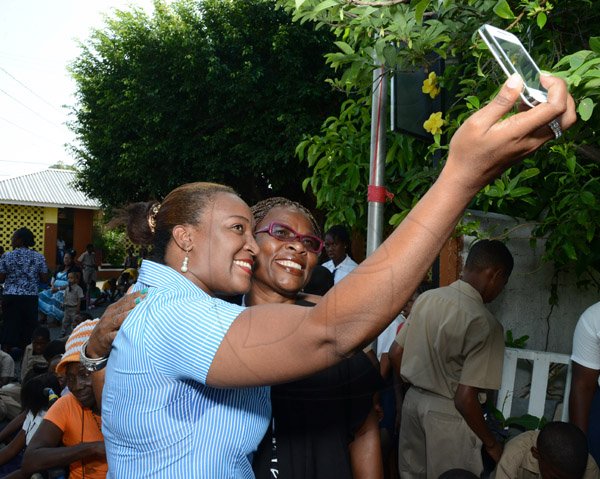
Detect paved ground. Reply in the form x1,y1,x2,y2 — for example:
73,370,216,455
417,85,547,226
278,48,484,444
47,304,109,341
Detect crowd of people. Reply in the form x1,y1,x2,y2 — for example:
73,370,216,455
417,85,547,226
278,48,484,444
0,73,594,479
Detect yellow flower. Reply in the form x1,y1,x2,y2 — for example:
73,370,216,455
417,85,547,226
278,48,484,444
423,111,444,135
421,71,441,99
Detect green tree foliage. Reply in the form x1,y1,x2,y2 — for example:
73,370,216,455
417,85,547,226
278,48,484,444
279,0,600,286
69,0,341,208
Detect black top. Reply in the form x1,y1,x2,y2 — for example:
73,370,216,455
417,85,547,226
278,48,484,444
251,298,383,479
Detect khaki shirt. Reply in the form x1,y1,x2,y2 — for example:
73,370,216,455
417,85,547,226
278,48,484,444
397,280,504,399
493,430,600,479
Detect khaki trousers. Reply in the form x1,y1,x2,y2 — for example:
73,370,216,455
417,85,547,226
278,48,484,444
398,387,483,479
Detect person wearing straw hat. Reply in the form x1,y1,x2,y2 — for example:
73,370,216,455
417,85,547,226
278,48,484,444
22,319,107,479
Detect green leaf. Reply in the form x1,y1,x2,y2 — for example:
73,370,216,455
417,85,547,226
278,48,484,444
570,51,592,70
590,37,600,54
563,243,578,261
510,187,533,197
518,168,540,181
578,98,596,121
536,12,547,29
314,0,339,13
566,156,576,174
301,177,311,192
505,414,543,430
581,191,596,206
414,0,431,25
493,0,515,20
334,41,355,56
466,95,480,109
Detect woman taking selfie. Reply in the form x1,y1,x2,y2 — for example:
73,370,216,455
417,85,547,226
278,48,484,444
246,197,383,479
85,74,576,477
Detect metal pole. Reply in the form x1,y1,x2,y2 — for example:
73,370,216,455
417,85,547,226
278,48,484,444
366,65,387,257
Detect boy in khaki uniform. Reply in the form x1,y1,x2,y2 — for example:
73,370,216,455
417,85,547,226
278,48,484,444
493,422,599,479
393,240,513,478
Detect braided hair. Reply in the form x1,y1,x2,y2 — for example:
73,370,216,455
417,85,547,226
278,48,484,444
251,197,321,237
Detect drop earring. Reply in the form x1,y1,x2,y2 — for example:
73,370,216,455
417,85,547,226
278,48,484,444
181,250,189,273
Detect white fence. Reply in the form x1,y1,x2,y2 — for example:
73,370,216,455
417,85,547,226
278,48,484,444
496,347,572,422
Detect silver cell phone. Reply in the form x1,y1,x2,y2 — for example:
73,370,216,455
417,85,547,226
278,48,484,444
478,24,547,107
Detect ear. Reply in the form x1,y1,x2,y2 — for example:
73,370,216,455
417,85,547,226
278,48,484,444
172,225,194,252
531,446,540,460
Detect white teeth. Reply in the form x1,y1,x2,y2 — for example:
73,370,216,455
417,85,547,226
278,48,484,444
277,260,302,270
234,260,252,269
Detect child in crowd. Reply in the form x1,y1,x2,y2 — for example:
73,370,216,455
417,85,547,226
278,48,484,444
0,350,15,388
43,340,67,395
22,319,107,479
0,350,20,424
20,327,50,382
0,372,61,478
61,272,84,337
493,421,599,479
91,278,119,307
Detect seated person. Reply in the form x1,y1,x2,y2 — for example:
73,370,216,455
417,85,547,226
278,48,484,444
0,349,15,387
116,269,137,297
22,319,107,479
0,351,20,423
493,421,599,479
0,372,61,478
91,278,120,307
20,327,50,382
43,340,68,395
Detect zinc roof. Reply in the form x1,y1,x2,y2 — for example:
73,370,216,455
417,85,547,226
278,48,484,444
0,169,100,210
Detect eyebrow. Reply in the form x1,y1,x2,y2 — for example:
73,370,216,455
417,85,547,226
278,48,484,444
229,215,251,223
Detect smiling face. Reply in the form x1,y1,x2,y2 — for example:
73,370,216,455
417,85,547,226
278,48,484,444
182,192,258,296
252,206,319,300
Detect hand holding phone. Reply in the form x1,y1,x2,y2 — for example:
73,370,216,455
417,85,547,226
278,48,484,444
478,24,547,107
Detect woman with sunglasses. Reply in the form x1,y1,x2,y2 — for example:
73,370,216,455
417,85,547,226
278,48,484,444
85,75,576,478
247,198,383,479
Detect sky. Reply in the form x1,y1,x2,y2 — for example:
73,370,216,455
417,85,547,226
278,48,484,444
0,0,161,180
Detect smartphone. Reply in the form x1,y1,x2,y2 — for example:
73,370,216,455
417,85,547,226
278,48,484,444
478,24,547,107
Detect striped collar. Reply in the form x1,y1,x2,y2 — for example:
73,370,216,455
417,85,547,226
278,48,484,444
136,260,211,299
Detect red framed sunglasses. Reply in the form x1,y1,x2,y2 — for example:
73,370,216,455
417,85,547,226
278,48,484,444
255,222,324,254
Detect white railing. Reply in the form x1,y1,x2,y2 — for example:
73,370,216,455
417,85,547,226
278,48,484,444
496,347,572,422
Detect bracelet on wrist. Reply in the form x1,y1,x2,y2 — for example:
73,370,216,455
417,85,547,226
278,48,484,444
80,339,109,372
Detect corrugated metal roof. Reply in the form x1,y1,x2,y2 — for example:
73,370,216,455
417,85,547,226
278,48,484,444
0,169,100,209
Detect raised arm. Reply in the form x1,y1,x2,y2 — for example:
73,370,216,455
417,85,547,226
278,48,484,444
208,74,576,387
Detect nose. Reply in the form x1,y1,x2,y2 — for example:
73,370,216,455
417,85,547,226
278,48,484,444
245,232,260,256
285,239,307,253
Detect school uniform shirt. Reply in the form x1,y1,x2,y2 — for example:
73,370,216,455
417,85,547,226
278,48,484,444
322,255,358,284
0,350,15,380
63,285,84,307
397,279,504,398
102,260,271,479
22,410,46,445
492,430,600,479
396,280,505,478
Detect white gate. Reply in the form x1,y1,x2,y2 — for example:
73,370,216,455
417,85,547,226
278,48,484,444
496,347,572,422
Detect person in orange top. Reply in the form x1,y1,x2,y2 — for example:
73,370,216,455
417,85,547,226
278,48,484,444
21,319,107,479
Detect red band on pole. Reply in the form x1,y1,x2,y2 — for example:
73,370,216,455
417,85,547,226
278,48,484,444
367,185,394,203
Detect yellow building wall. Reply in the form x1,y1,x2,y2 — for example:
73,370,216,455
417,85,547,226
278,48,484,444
0,204,45,253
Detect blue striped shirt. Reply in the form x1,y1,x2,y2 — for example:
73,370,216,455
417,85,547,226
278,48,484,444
102,261,271,478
